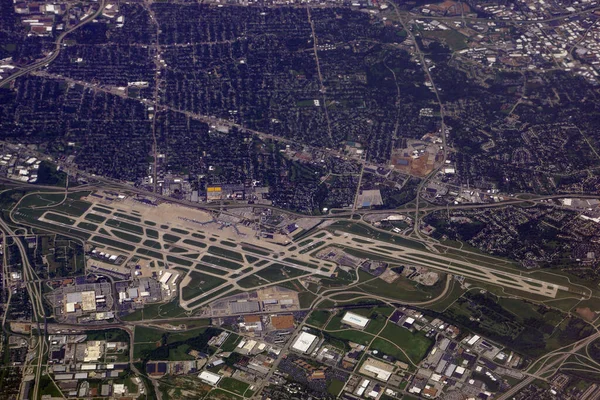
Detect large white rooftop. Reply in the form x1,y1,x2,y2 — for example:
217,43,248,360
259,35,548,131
291,332,317,353
342,312,370,328
198,371,221,385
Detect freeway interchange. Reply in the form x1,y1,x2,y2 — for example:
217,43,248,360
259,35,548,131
1,181,600,400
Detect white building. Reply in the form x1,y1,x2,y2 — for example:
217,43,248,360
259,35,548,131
198,371,221,386
291,332,318,354
341,312,370,329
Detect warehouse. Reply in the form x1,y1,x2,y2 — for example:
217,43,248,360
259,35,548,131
291,331,318,354
229,300,260,314
198,371,221,386
341,312,370,329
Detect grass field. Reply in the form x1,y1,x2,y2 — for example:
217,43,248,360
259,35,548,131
84,213,106,223
182,271,227,301
369,337,412,365
43,211,77,225
183,239,208,249
166,255,194,267
143,239,162,249
207,388,242,400
219,378,250,396
202,255,242,270
327,221,427,251
195,263,229,276
256,264,307,283
241,246,270,256
355,270,447,302
378,324,433,363
327,379,345,396
114,212,141,222
326,329,373,346
146,228,159,239
163,234,181,243
220,333,242,352
422,29,469,51
77,221,98,231
208,246,244,262
238,275,267,289
121,299,188,321
111,229,143,243
91,235,136,251
106,219,144,234
92,206,112,214
187,285,235,308
137,248,164,259
306,310,331,328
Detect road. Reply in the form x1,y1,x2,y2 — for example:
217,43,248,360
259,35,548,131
387,0,448,237
0,0,107,88
497,331,600,400
0,215,48,400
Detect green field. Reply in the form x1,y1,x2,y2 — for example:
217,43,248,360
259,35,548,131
377,324,433,363
355,270,447,302
143,239,162,249
121,299,188,321
45,196,91,217
146,228,159,239
112,212,141,222
327,379,345,396
219,378,250,396
183,239,208,249
106,219,144,234
77,221,98,231
256,264,308,282
84,213,106,223
111,229,143,243
166,255,194,267
187,285,235,308
421,29,469,51
241,246,270,256
370,338,414,366
238,275,267,289
202,255,242,270
195,263,229,276
92,206,112,214
137,248,164,259
135,326,165,343
326,329,373,346
91,236,136,251
207,388,242,400
282,258,318,269
44,212,76,225
182,271,228,301
306,310,331,328
164,233,181,243
208,246,244,262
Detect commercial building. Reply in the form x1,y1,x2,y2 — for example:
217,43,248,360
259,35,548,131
341,312,370,329
229,301,260,314
271,315,295,330
359,358,394,382
467,335,481,346
198,371,222,386
291,332,318,354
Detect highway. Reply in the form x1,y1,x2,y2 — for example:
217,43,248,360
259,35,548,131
0,0,106,88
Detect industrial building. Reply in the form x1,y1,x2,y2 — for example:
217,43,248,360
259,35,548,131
198,371,222,386
359,358,394,382
291,332,318,354
341,312,370,329
229,300,261,314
